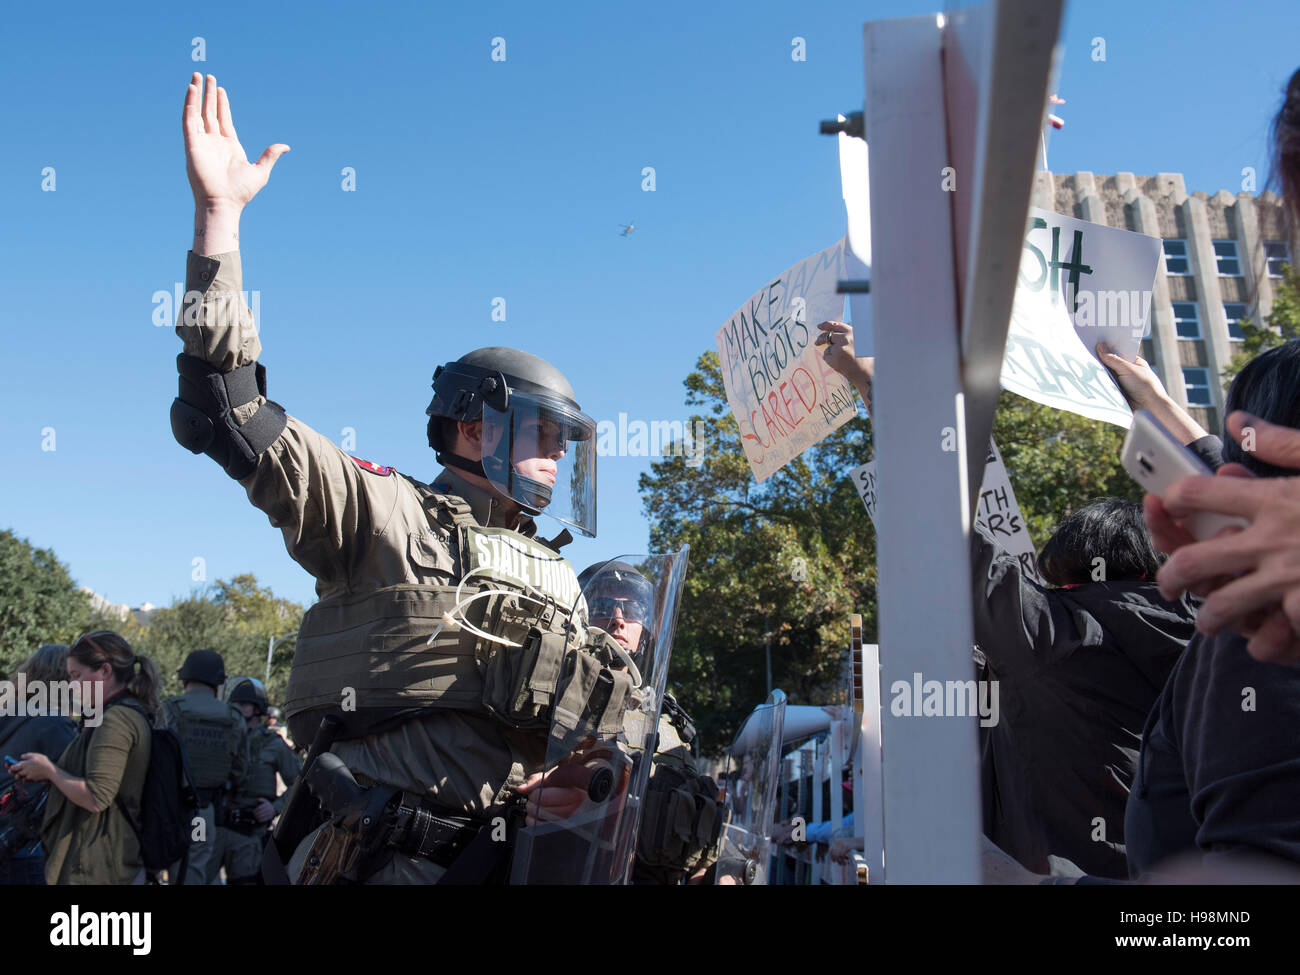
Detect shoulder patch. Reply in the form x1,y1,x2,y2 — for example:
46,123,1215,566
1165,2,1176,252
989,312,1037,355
351,456,394,476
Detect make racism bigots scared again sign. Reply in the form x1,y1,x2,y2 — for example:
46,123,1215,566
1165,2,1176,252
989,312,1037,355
716,238,859,482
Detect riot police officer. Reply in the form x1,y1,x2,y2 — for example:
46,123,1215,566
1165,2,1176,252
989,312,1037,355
176,73,634,883
160,649,248,885
578,561,721,884
210,678,302,884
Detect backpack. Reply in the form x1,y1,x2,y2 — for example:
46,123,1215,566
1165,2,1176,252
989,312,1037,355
97,699,199,884
0,778,50,864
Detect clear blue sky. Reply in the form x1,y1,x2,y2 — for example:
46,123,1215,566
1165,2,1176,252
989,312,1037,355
1,0,1295,611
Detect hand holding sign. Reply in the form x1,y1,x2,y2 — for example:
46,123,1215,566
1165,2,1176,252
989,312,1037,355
1097,341,1208,447
815,321,874,412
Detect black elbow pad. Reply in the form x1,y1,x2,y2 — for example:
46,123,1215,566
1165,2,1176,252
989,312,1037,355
171,353,288,480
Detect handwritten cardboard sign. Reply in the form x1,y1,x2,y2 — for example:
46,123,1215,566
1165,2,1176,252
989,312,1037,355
1001,207,1161,429
717,239,859,482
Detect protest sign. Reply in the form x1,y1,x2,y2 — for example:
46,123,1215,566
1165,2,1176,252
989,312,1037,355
851,439,1042,584
1001,207,1161,429
717,239,859,482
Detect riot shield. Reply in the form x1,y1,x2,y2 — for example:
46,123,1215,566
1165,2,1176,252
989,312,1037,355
509,547,689,884
715,690,787,885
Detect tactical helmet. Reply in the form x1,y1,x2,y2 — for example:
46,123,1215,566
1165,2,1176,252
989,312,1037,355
578,560,656,668
426,347,597,537
227,676,269,714
177,648,226,688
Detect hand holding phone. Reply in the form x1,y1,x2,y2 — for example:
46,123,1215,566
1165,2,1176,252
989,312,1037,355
1121,410,1249,541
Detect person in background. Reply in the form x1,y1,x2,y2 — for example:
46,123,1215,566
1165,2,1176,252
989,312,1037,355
0,645,78,884
10,632,161,885
817,320,1208,878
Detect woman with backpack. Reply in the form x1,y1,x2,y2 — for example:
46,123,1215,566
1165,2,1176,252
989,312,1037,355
8,631,161,885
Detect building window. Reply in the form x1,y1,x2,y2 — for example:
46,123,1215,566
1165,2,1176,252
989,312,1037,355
1173,301,1201,339
1224,302,1250,341
1183,367,1213,407
1163,238,1190,275
1213,239,1242,276
1265,241,1290,278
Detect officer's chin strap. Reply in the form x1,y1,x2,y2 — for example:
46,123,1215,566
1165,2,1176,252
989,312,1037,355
435,450,486,480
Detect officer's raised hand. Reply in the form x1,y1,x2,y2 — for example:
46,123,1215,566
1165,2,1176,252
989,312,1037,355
183,73,289,252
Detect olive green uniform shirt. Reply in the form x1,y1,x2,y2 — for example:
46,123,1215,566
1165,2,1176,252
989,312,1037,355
178,250,550,825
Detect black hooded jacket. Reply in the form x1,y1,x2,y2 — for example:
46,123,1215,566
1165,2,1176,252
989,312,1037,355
972,521,1198,878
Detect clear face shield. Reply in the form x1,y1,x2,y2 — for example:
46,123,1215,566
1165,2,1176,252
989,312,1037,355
479,391,597,538
508,548,689,884
715,691,787,885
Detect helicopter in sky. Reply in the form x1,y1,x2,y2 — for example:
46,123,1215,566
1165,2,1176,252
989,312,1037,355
617,221,635,238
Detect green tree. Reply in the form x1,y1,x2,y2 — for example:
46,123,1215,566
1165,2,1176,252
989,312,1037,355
137,575,304,702
640,351,876,752
991,390,1142,547
641,356,1145,753
0,529,92,675
1221,263,1300,389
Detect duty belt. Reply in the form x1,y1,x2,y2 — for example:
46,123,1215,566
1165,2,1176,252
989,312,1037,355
309,756,496,873
386,793,483,867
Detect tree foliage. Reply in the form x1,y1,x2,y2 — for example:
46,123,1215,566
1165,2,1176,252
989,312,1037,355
0,530,304,703
135,575,304,701
0,529,91,675
640,355,1144,754
639,352,876,753
1221,263,1300,389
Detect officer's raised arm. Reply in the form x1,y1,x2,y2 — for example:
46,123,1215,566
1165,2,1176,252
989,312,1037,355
173,74,389,588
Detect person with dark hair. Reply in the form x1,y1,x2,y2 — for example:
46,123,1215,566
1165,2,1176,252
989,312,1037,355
818,320,1209,878
0,645,78,884
8,632,162,885
1127,340,1300,877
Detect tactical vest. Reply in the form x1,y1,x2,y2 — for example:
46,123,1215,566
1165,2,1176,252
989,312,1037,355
284,492,633,746
236,728,282,802
636,703,722,873
165,693,244,791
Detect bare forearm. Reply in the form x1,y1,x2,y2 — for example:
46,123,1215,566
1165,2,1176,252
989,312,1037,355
193,203,242,256
1145,393,1209,446
49,768,101,813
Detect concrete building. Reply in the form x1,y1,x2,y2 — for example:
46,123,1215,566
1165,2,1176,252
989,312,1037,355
79,586,158,627
1033,171,1295,434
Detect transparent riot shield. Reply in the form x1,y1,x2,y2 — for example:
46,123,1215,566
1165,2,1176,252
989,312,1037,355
509,547,689,884
715,690,788,885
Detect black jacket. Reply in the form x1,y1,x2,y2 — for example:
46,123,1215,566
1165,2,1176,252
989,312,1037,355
972,521,1198,878
1125,630,1300,876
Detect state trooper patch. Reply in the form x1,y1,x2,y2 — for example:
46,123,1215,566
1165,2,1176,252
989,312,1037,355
351,457,393,476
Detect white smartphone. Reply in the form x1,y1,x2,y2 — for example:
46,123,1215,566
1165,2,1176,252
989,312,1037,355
1121,410,1249,541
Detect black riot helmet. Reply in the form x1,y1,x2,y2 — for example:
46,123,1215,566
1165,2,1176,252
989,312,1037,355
426,347,597,537
227,677,269,715
578,560,656,668
177,648,226,688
